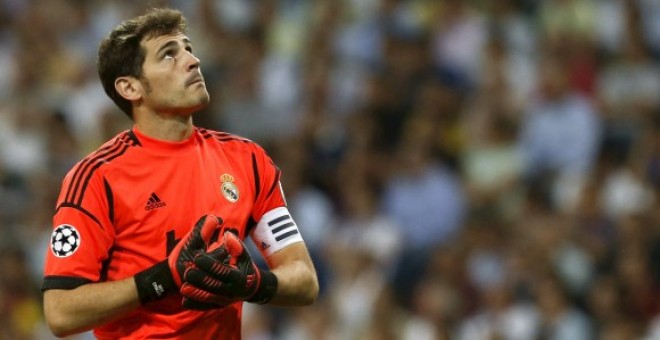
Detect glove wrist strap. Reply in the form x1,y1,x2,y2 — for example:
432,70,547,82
248,270,278,304
134,260,177,304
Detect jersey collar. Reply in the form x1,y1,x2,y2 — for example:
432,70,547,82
131,126,198,153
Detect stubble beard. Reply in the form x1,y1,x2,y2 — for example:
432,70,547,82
147,80,211,115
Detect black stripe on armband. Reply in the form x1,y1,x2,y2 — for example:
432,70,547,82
268,215,290,226
272,222,295,234
275,229,299,242
42,275,92,291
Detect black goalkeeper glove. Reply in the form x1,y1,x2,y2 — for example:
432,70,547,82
180,231,278,309
134,215,222,304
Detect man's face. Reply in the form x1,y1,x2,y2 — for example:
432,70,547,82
138,32,210,116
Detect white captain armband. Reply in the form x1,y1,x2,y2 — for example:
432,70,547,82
251,207,304,257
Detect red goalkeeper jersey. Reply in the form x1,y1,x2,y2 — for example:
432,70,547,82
43,127,286,339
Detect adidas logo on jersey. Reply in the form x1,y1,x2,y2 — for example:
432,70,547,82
145,193,166,211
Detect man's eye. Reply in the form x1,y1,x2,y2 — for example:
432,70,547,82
163,51,174,59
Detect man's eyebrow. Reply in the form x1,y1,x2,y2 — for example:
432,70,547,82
156,40,178,55
155,37,192,55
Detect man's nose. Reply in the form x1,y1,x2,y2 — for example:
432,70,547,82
186,52,200,71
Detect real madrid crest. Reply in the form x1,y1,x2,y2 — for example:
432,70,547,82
220,173,239,203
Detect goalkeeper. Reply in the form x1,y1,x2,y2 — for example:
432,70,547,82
41,7,318,339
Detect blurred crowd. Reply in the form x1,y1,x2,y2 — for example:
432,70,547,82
1,0,660,339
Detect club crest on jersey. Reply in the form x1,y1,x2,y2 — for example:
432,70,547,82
221,173,239,203
50,224,81,257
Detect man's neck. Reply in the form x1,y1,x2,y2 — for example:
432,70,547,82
133,111,194,142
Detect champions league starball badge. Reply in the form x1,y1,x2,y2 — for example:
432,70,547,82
220,173,239,203
51,224,81,257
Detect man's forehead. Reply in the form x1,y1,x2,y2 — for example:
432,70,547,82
142,32,190,50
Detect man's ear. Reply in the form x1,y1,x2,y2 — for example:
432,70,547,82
115,76,142,101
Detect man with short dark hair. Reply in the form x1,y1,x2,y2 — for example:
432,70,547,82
42,8,319,339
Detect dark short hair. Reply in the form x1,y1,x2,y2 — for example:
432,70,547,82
97,8,187,118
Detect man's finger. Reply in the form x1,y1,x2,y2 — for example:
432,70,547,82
222,232,244,267
194,254,245,283
180,283,235,306
199,215,223,246
183,267,237,294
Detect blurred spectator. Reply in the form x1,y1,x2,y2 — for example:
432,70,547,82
518,56,602,213
382,112,467,250
0,103,47,176
457,282,539,340
586,274,643,339
431,0,486,87
538,0,597,45
0,246,42,339
458,213,540,339
533,272,594,340
462,106,523,218
637,0,660,56
647,316,660,340
381,112,467,308
597,28,660,167
615,242,660,322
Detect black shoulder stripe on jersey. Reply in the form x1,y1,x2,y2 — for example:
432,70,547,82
126,130,142,146
217,136,250,143
67,141,127,205
76,143,129,205
104,178,114,225
200,129,253,143
265,168,281,199
55,202,104,229
210,131,231,138
65,137,122,203
209,130,251,143
42,275,92,291
66,133,133,204
197,127,212,139
252,153,261,199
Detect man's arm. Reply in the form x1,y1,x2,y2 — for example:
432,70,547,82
181,234,319,308
43,278,139,337
265,242,319,306
43,215,223,337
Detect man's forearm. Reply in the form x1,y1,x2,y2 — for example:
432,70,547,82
43,277,140,337
265,242,319,306
269,259,319,306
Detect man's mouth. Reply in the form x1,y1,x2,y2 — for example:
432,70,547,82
186,75,205,86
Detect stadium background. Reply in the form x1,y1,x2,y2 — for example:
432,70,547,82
1,0,659,339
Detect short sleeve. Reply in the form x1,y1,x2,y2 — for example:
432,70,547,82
42,165,115,290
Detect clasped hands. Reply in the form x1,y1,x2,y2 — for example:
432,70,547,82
168,215,277,310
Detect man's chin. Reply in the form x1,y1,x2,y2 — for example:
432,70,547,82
188,97,210,114
163,93,210,116
199,92,211,106
187,92,210,109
